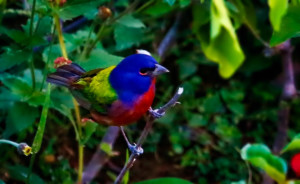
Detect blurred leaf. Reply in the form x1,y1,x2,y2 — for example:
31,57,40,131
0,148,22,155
57,0,108,20
31,84,51,154
143,1,174,17
281,133,300,153
287,181,300,184
231,0,257,31
241,144,287,183
231,181,246,184
178,61,197,80
193,0,245,78
7,165,44,184
0,50,31,71
116,14,145,28
82,121,98,144
268,0,288,31
4,102,39,137
80,49,123,70
270,5,300,46
114,24,144,50
0,179,5,184
134,177,193,184
100,142,113,155
189,114,208,127
164,0,176,6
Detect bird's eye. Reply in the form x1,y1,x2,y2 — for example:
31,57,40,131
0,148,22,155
139,68,154,76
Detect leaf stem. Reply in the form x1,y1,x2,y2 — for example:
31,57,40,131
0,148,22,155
0,139,19,147
54,15,68,59
78,144,84,183
29,0,36,36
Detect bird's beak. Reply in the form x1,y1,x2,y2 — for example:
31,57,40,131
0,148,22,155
151,64,169,76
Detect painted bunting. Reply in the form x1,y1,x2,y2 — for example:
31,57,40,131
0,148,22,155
47,50,169,153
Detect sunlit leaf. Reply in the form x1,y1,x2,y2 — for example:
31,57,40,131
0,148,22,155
281,134,300,153
268,0,288,31
82,121,98,144
241,144,287,183
270,5,300,46
193,0,245,78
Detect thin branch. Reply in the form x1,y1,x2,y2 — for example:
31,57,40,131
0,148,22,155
114,87,184,184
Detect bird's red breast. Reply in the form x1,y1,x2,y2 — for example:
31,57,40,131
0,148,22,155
91,79,156,126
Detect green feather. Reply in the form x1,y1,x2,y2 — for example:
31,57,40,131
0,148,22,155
74,66,118,113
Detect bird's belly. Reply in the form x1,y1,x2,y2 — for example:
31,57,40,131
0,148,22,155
92,81,155,126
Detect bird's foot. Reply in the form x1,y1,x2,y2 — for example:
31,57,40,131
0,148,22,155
128,143,144,156
149,108,165,119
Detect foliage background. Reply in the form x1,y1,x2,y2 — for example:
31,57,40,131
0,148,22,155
1,0,300,183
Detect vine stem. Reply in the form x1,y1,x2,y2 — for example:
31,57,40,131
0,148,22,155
54,13,84,183
114,87,184,184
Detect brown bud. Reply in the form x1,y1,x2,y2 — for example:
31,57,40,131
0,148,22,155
98,6,112,20
44,154,56,163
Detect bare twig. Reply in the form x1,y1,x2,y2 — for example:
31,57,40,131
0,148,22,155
114,87,184,184
82,126,120,184
263,40,297,184
157,13,182,60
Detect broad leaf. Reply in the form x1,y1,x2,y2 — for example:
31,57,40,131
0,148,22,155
116,15,145,28
134,177,193,184
114,24,144,51
193,0,245,78
270,5,300,46
3,102,39,137
80,49,123,70
0,50,31,71
268,0,288,31
7,165,44,184
281,134,300,153
241,144,287,183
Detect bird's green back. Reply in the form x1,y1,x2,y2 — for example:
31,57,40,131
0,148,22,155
74,66,118,112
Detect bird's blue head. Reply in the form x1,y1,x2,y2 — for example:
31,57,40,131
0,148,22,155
109,50,169,104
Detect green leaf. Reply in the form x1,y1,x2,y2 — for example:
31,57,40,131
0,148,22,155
31,84,51,154
241,144,287,183
287,180,300,184
164,0,176,6
134,177,193,184
0,179,5,184
3,102,39,137
7,165,44,184
0,74,32,100
268,0,288,31
80,49,123,70
193,0,245,78
0,50,31,71
281,134,300,153
116,15,145,28
114,24,144,50
143,1,174,17
57,0,108,20
82,121,98,144
270,5,300,46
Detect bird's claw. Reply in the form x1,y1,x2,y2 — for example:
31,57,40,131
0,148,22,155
149,108,165,119
128,143,144,156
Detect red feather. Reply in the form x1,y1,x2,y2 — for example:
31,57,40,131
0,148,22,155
91,79,156,126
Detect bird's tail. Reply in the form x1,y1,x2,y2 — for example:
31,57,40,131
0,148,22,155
46,63,86,88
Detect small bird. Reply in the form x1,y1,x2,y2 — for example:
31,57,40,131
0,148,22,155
47,50,169,153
